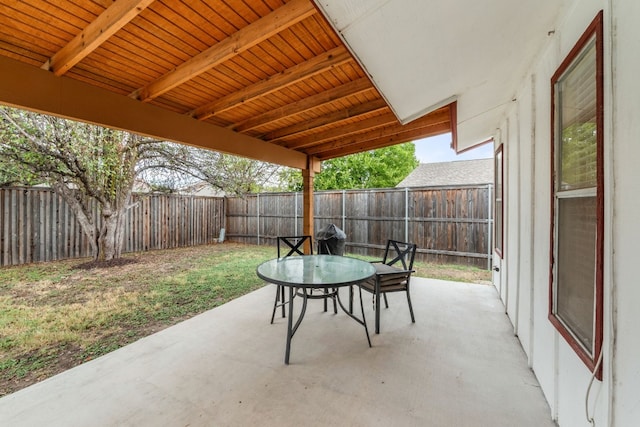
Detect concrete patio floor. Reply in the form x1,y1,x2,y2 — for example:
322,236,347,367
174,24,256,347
0,277,554,427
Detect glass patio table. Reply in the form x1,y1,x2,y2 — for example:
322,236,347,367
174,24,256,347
256,255,376,364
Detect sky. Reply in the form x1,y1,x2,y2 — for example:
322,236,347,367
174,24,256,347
413,133,493,164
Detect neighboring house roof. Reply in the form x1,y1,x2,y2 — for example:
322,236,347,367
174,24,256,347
397,158,494,187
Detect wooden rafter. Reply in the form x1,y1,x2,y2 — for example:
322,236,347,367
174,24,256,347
283,111,398,149
41,0,155,76
317,122,451,160
265,99,389,141
130,0,316,102
232,77,374,132
192,46,352,120
307,107,451,158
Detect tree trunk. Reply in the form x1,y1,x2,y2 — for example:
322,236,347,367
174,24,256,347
97,215,115,261
97,200,129,262
114,192,132,259
50,182,99,259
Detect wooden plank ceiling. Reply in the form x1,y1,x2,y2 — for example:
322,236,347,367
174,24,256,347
0,0,453,167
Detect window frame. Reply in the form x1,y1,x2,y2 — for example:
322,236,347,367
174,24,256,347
548,11,604,379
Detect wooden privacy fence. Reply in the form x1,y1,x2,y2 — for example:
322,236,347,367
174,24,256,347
2,185,491,268
226,185,493,268
0,187,225,266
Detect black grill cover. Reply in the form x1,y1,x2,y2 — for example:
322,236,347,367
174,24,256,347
316,223,346,255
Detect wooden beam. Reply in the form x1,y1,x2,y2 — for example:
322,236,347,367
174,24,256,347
302,162,315,253
283,111,398,149
264,99,389,141
41,0,155,76
232,77,373,132
315,121,451,160
304,106,451,160
0,55,307,169
192,46,351,120
130,0,315,102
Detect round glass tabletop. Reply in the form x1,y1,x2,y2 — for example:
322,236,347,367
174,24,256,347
256,255,375,288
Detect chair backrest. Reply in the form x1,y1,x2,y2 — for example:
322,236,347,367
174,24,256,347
382,240,417,271
277,236,313,258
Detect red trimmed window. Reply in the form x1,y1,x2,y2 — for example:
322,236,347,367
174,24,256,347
549,11,604,378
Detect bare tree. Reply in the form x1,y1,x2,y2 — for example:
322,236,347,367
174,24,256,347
139,143,282,196
0,107,284,261
0,107,157,261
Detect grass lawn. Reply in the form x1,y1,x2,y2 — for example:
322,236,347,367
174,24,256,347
0,243,491,397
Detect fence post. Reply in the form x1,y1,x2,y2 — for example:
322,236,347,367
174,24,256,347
405,187,409,243
256,193,260,245
342,190,346,231
294,192,298,236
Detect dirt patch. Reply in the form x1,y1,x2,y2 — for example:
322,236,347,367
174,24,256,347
0,344,80,396
73,258,139,270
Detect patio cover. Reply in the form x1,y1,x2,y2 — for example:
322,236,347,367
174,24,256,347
0,0,567,238
0,0,568,166
0,0,453,171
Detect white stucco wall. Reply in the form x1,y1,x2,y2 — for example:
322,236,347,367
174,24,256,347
610,0,640,425
516,78,535,360
493,0,640,425
504,110,519,321
529,48,558,419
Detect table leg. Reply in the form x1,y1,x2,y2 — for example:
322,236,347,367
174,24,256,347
349,285,354,313
358,285,372,347
336,285,371,348
285,286,294,364
284,287,309,364
280,285,286,318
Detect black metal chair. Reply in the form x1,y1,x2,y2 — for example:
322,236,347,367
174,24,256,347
270,235,338,323
360,239,417,334
270,236,312,324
